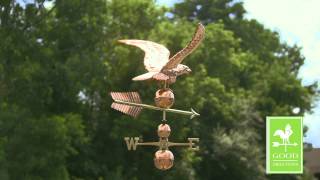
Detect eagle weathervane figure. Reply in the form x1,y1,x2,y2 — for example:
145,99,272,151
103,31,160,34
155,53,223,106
118,23,205,84
110,23,205,170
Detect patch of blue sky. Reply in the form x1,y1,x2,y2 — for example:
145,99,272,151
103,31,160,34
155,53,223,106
158,0,320,147
244,0,320,147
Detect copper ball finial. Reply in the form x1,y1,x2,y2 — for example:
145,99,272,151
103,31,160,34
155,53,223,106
154,88,174,108
154,150,174,170
157,124,171,138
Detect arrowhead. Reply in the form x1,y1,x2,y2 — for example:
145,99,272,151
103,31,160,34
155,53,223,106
190,108,200,119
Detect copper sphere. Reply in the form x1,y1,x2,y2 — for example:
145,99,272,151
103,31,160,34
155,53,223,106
154,88,174,108
154,150,174,170
157,124,171,138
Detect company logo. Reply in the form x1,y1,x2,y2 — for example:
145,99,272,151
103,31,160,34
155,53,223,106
272,124,298,152
266,117,303,174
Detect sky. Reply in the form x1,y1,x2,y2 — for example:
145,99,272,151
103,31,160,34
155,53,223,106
157,0,320,147
243,0,320,147
16,0,319,147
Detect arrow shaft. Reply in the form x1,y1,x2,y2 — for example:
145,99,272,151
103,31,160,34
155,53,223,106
276,144,297,146
114,100,199,117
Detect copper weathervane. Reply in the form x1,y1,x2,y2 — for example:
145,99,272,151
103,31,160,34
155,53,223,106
110,23,205,170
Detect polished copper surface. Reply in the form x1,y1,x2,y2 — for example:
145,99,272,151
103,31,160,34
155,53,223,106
154,150,174,170
154,88,174,108
157,124,171,138
118,23,205,84
110,92,142,117
112,23,205,170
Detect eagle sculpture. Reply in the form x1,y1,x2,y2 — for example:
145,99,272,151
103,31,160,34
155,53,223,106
118,23,205,84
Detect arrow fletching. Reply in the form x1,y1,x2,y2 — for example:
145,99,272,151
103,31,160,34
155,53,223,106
110,92,143,118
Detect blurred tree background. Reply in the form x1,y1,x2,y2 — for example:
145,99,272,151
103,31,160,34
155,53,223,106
0,0,318,179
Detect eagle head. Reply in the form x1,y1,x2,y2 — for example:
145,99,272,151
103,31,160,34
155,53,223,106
176,64,191,75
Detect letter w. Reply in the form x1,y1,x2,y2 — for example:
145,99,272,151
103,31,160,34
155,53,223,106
124,137,139,150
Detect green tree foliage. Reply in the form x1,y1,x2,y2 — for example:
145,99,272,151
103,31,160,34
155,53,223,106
0,0,317,179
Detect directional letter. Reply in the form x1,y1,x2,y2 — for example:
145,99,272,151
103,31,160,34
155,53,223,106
124,137,140,150
188,138,199,151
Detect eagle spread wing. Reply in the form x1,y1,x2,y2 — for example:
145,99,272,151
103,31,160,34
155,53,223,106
118,40,170,72
162,23,205,70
